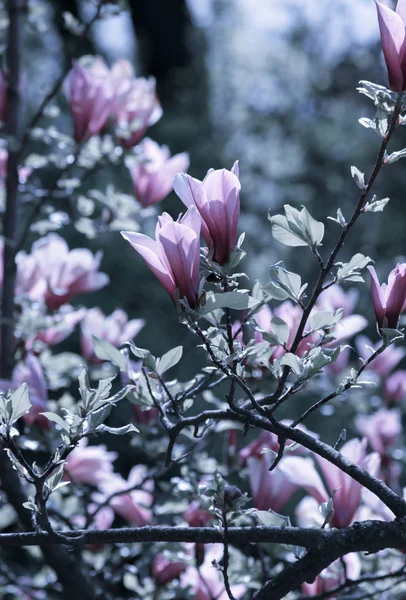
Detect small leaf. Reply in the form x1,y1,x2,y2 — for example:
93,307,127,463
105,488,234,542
269,316,289,346
41,412,70,432
336,253,372,282
327,208,346,228
387,148,406,164
202,292,259,314
156,346,183,376
279,353,301,375
9,384,31,424
363,196,390,213
350,166,365,189
92,336,127,371
311,309,343,332
97,423,139,435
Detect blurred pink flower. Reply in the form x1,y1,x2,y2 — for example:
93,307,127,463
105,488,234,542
0,354,48,428
375,0,406,91
368,264,406,329
355,408,401,485
355,408,401,458
356,335,405,378
180,545,246,600
385,370,406,403
80,307,144,362
240,426,316,513
302,553,361,597
64,439,118,487
152,555,186,585
126,138,189,207
64,58,113,142
174,162,240,265
97,465,154,526
281,439,380,528
316,285,359,317
29,306,86,348
122,205,202,308
184,501,212,527
16,234,109,310
114,76,162,148
132,404,158,425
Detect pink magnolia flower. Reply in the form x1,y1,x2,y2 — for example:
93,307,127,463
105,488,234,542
64,439,118,487
152,555,186,585
114,76,163,148
302,553,361,598
375,0,406,91
180,545,246,600
368,264,406,329
385,370,406,403
356,335,405,378
355,408,401,458
64,58,113,142
80,308,144,362
317,285,359,317
97,465,154,526
132,404,158,425
121,205,202,308
17,233,110,310
281,439,380,528
184,501,212,527
173,162,240,265
126,138,189,207
0,69,6,121
355,409,401,485
240,427,315,513
0,354,48,428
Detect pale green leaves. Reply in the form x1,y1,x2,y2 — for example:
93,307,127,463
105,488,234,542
0,384,31,435
269,265,307,304
350,166,365,189
93,336,127,371
363,196,390,213
41,370,134,441
156,346,183,376
202,291,260,315
336,253,372,283
386,149,406,164
269,205,324,249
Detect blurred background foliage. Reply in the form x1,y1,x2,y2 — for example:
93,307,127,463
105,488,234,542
7,0,406,440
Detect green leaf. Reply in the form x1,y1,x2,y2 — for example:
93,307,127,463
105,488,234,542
97,423,139,436
41,412,70,432
92,336,127,371
387,149,406,164
311,309,343,332
255,509,291,528
279,353,301,375
327,208,346,228
128,342,156,371
9,384,31,424
269,205,324,248
202,292,260,314
269,316,289,346
336,253,372,282
156,346,183,376
269,265,307,304
363,196,390,212
380,328,404,345
350,166,365,189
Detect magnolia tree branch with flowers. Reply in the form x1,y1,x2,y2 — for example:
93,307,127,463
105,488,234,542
1,0,406,599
